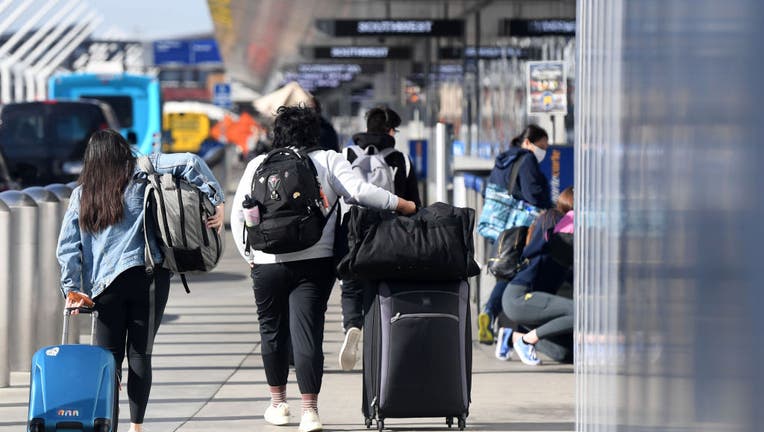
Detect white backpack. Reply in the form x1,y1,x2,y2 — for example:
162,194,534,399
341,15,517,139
344,145,410,193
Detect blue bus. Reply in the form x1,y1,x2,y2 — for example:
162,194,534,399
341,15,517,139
48,73,161,155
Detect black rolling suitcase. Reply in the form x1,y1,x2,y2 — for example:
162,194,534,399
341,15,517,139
362,280,472,431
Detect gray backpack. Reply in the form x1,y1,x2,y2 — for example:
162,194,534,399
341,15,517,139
138,156,223,293
345,145,407,193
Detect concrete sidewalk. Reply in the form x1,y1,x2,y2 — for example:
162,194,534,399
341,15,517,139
0,231,573,432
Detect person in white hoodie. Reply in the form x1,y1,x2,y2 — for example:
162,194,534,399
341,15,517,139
231,106,416,432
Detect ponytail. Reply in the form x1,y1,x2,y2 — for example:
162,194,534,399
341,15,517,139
510,124,548,147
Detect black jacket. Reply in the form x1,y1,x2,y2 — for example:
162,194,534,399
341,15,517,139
318,117,339,152
349,132,422,207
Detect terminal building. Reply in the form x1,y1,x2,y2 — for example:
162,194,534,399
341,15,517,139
0,0,762,431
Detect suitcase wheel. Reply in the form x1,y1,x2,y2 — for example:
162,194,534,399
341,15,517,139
446,417,454,428
376,418,384,431
458,415,467,430
365,417,373,429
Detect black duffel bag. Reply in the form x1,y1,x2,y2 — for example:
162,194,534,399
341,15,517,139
337,202,481,281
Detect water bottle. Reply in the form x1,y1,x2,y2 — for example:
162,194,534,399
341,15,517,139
242,195,260,227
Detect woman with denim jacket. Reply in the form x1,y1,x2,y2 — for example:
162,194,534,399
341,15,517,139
56,129,225,432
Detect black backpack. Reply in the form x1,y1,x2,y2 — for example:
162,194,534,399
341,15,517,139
245,147,335,254
486,225,529,280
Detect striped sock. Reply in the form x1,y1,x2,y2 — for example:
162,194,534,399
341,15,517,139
269,386,286,407
301,394,318,413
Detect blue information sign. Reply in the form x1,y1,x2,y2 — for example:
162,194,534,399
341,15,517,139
153,40,190,65
213,83,232,109
190,39,223,64
538,145,574,202
154,39,223,66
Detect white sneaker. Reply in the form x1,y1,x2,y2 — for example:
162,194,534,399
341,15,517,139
299,409,323,432
339,327,362,371
264,402,290,426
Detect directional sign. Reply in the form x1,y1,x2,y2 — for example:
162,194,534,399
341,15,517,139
306,46,412,60
316,19,464,37
438,46,541,60
212,83,232,109
500,19,576,37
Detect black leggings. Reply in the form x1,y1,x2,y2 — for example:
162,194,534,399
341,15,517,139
251,258,335,394
502,283,573,340
94,266,170,424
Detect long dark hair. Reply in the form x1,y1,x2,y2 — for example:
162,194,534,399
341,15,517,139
510,124,548,147
78,129,135,233
272,105,321,149
526,186,574,243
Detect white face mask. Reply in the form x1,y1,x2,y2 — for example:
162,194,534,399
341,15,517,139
531,144,547,163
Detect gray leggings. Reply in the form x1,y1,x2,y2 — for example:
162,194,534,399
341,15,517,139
502,284,573,339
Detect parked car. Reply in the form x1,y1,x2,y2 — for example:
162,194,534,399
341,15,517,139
0,100,120,186
0,146,18,192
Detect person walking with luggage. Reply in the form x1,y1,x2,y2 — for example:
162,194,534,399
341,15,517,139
230,106,416,432
496,186,574,365
477,124,553,345
338,106,421,371
57,129,225,432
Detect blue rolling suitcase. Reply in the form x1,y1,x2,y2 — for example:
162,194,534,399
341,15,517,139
27,307,118,432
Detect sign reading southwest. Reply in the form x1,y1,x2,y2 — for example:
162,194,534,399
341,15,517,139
316,19,464,37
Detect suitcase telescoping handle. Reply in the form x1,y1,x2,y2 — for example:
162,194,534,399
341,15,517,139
61,307,98,345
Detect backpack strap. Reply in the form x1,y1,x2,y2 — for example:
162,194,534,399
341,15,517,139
344,145,362,164
180,274,191,294
377,146,411,179
138,156,157,275
137,155,155,175
142,202,155,275
507,153,528,199
403,153,412,177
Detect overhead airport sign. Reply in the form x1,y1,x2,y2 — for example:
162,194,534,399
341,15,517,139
298,64,361,74
438,46,540,60
500,19,576,37
153,38,223,65
283,71,357,83
305,46,412,60
316,19,464,37
296,63,386,74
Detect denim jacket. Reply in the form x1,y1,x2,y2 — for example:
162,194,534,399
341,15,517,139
56,152,225,299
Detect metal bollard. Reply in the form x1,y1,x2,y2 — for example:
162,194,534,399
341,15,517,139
45,184,79,343
0,191,39,372
24,187,63,349
44,183,73,220
0,200,11,387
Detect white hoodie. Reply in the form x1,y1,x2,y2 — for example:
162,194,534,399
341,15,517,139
230,148,400,264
